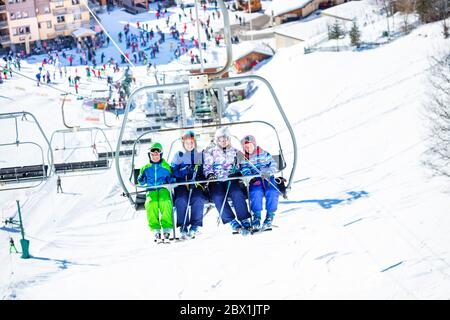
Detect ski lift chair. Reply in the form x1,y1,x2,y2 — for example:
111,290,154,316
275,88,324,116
0,112,54,191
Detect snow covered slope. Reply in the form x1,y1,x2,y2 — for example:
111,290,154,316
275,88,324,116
1,19,449,299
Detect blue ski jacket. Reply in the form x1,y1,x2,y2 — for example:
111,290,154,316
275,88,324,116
137,159,172,187
170,150,205,182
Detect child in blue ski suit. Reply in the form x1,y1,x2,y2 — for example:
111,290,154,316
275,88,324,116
137,142,173,240
171,130,207,238
239,135,279,230
204,127,252,234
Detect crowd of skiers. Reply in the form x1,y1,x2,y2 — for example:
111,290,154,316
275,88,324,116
137,127,282,242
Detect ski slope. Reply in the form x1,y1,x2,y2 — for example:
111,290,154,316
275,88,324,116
1,14,450,299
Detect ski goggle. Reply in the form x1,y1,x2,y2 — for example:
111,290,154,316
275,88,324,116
217,136,230,143
150,148,161,154
182,131,195,141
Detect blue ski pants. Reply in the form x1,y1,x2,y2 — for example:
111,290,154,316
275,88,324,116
174,185,207,229
209,180,251,224
249,177,279,213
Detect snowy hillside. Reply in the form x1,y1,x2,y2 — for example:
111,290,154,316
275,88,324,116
1,7,450,299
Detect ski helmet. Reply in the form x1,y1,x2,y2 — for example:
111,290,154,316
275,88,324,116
241,135,257,147
148,142,163,153
215,127,231,142
181,130,196,141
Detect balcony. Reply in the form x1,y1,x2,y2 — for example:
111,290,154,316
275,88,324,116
0,34,10,44
54,21,90,33
0,5,6,12
53,6,88,16
0,20,7,28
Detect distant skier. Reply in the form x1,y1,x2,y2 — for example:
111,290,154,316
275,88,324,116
57,175,63,193
137,142,173,242
9,237,18,254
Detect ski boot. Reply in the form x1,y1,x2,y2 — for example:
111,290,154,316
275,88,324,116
251,211,262,232
230,219,242,234
162,229,171,243
262,212,275,231
154,231,162,243
180,226,189,240
240,218,252,236
188,225,200,239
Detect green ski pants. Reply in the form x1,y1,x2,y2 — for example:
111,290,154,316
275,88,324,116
145,188,173,231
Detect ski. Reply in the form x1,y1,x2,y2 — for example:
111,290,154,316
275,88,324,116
251,227,273,234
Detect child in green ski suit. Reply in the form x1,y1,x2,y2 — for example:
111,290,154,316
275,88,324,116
137,142,173,240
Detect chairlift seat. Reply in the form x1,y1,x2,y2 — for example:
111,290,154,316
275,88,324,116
146,113,167,118
0,165,49,182
121,138,152,145
136,125,162,132
154,116,177,123
54,160,109,173
97,149,136,159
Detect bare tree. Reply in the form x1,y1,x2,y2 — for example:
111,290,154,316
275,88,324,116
396,0,416,33
374,0,396,38
423,52,450,178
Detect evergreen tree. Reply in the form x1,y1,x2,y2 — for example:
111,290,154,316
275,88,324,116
328,19,345,51
349,20,361,48
328,19,344,40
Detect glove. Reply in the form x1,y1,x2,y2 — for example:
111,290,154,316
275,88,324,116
207,173,217,180
228,171,242,178
249,178,261,186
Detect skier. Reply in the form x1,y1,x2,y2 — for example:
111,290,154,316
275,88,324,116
57,175,63,193
203,127,252,235
171,131,207,239
137,142,173,242
239,135,279,231
9,237,18,254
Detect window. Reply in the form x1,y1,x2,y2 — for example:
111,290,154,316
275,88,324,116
22,11,28,18
8,0,13,4
72,0,80,4
55,1,63,8
38,22,41,29
16,11,21,19
47,21,52,28
74,13,81,21
44,7,50,14
57,15,65,23
10,12,15,20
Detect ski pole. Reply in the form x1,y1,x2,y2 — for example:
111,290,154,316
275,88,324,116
181,164,199,233
217,180,232,226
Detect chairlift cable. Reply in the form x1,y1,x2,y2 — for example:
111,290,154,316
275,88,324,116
2,66,88,99
194,0,205,73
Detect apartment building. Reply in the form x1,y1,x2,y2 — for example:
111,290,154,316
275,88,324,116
1,0,90,54
0,1,10,48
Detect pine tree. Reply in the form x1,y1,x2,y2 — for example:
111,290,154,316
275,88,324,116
349,20,361,48
328,19,345,51
328,20,344,40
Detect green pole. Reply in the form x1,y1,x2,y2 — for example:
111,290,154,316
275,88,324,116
16,200,30,259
